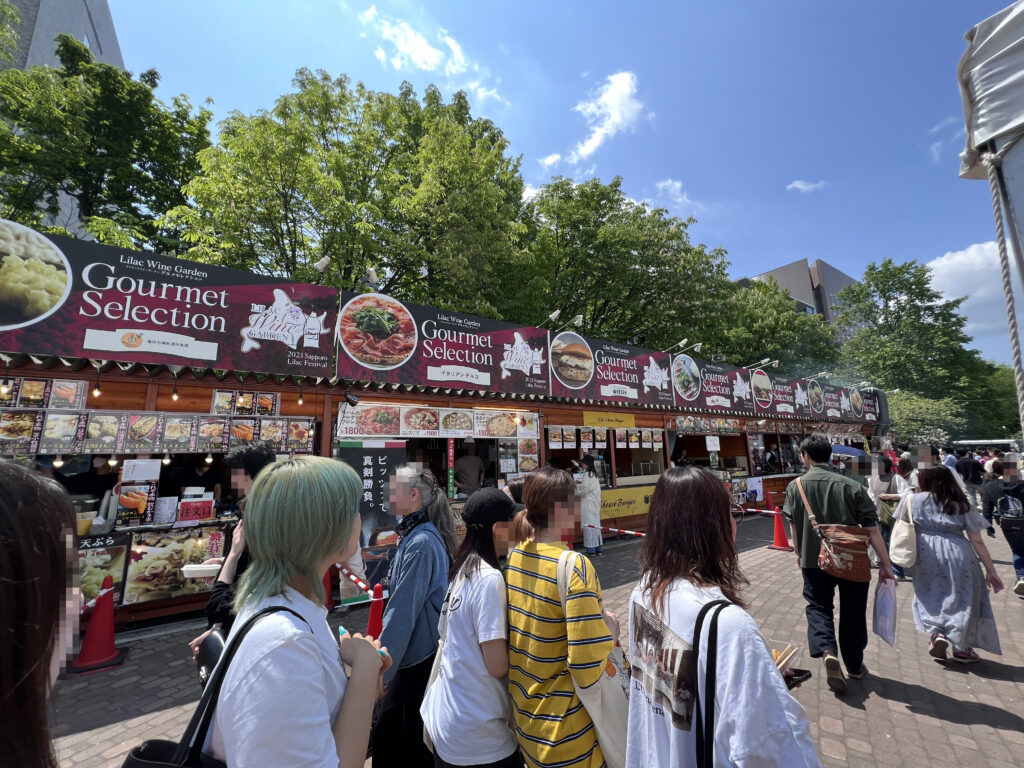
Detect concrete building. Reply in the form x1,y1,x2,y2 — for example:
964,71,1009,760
739,258,857,324
8,0,122,69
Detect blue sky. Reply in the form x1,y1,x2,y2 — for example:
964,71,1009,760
108,0,1020,362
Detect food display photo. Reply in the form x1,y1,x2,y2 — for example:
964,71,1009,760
548,426,563,449
338,293,417,370
0,409,39,452
550,332,594,389
78,536,130,608
17,379,47,408
751,369,774,409
474,410,519,438
123,529,223,604
287,419,314,452
196,417,230,452
123,413,162,453
116,485,153,527
671,355,702,402
439,408,474,437
49,380,86,409
0,219,71,330
161,416,197,452
38,411,83,453
402,407,440,436
229,419,257,446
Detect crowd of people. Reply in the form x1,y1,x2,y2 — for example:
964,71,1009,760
3,433,1020,767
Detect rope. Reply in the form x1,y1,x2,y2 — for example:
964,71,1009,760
81,586,114,613
338,565,372,595
981,146,1024,442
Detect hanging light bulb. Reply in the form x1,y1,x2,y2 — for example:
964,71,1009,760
52,455,64,468
297,382,303,406
171,376,179,402
205,453,213,464
162,453,171,465
107,456,119,467
92,371,101,398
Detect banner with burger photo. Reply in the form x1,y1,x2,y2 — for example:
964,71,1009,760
335,291,549,397
0,220,337,376
549,333,673,406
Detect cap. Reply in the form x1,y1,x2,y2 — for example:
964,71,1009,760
462,487,515,530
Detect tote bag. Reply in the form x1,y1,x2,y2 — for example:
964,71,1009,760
795,477,872,582
556,550,630,768
889,494,918,568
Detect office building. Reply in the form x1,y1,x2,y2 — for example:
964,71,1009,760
739,258,857,324
8,0,123,70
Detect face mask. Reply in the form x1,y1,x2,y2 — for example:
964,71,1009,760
93,458,106,469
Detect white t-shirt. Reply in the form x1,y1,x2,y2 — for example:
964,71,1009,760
421,562,518,765
206,587,347,768
626,580,821,768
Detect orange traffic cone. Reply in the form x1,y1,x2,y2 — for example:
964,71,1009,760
366,584,385,638
323,569,335,611
768,507,794,552
71,575,129,675
764,490,775,510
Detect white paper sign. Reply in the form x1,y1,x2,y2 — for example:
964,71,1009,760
705,435,721,451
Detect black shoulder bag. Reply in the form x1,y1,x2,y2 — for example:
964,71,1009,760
692,599,730,768
122,606,310,767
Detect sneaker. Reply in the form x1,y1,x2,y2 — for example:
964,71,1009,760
1014,578,1024,596
952,648,981,664
823,652,846,694
929,632,950,660
987,526,996,538
848,665,868,680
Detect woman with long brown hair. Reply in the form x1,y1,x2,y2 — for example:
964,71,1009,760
626,466,819,767
506,467,620,768
899,467,1004,663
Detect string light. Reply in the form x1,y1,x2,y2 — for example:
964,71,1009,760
297,382,304,406
205,453,213,464
92,371,101,398
162,453,171,465
171,375,179,402
107,456,119,467
52,455,64,468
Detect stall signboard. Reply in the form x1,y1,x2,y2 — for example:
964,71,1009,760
335,291,549,397
599,485,653,520
0,408,44,454
122,525,226,604
551,332,673,406
0,222,337,376
337,404,538,441
673,357,755,413
78,531,131,610
1,378,88,410
335,440,406,548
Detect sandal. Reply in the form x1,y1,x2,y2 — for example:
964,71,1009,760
928,632,950,660
952,648,981,664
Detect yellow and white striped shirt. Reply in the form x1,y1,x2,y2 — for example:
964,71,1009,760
506,542,614,768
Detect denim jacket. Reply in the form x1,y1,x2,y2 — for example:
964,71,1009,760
379,513,449,684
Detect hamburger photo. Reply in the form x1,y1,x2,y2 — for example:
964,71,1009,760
552,338,594,386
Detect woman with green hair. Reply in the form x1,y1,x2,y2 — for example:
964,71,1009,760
203,456,391,768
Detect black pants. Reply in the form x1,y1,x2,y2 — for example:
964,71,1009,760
433,749,523,768
801,567,870,674
372,654,435,767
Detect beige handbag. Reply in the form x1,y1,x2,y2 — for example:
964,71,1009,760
889,494,918,568
556,550,630,768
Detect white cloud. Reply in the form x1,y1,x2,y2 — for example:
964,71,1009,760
569,71,644,163
443,35,467,76
358,4,377,24
786,179,828,193
655,178,691,206
374,47,386,65
928,241,1022,361
523,184,541,202
379,19,444,71
539,153,561,169
930,141,944,164
929,116,960,134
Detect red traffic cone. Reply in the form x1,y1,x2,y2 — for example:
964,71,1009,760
768,507,794,552
323,569,335,611
71,575,129,675
366,584,385,638
764,490,775,510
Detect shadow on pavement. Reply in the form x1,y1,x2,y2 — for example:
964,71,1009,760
837,673,1024,731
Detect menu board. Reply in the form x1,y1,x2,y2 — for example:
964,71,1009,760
548,426,563,450
337,404,538,441
83,412,126,453
336,291,549,397
229,418,257,446
160,415,198,453
254,417,287,451
122,413,164,454
15,379,50,408
615,429,627,448
38,411,88,454
286,418,315,453
78,532,132,610
518,438,540,473
0,222,338,376
562,427,577,449
550,332,673,406
196,416,230,453
0,409,44,454
595,428,607,449
122,526,227,604
580,427,594,449
212,390,280,417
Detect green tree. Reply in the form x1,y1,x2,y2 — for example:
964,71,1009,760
492,176,735,350
958,361,1020,440
832,258,981,398
720,277,838,373
0,35,212,251
0,0,18,64
169,71,526,314
887,390,965,445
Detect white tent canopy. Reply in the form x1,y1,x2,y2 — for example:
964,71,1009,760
959,0,1024,178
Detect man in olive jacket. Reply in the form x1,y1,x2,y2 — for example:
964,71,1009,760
784,435,895,695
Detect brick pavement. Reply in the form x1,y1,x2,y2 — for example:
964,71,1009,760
53,515,1024,767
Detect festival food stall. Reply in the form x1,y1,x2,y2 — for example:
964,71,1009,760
0,217,885,621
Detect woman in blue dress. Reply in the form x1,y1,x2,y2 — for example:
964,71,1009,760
898,467,1004,663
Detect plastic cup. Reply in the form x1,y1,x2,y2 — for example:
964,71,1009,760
76,512,93,536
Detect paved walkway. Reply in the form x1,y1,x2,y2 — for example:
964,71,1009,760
53,514,1024,767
